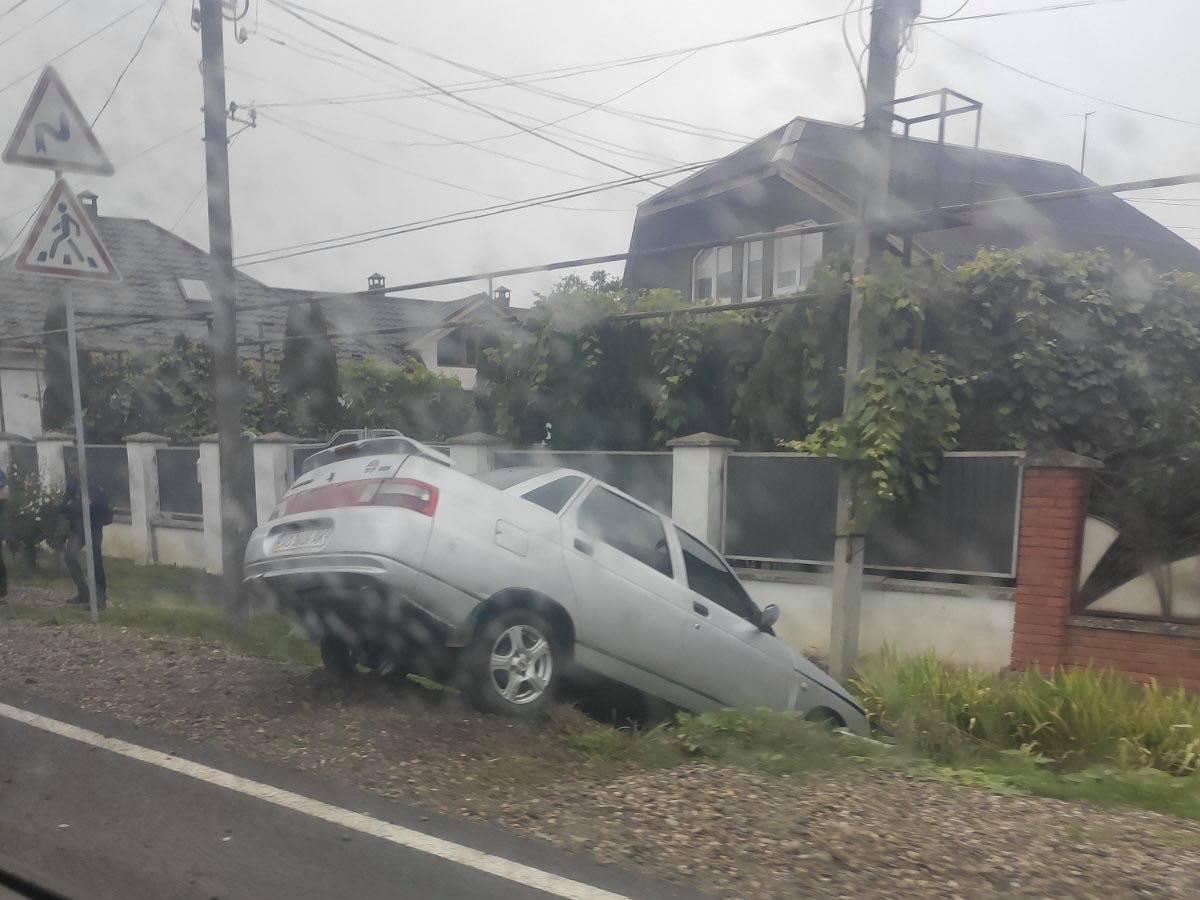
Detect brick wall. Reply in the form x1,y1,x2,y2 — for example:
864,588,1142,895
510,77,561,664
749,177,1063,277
1009,452,1200,690
1009,462,1091,671
1066,622,1200,691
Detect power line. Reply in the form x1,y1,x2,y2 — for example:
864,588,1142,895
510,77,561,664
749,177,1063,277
233,158,717,266
0,0,157,96
266,0,668,187
913,0,1130,26
0,0,32,21
91,0,169,126
0,0,71,51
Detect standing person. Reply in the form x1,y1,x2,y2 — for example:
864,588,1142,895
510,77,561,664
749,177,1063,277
0,466,8,600
61,462,112,609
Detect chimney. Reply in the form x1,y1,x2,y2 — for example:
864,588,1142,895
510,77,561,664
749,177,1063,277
78,190,98,220
367,272,385,291
493,285,511,309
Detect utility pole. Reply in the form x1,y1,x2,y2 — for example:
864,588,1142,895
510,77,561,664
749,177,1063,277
198,0,246,603
829,0,920,681
1079,110,1096,175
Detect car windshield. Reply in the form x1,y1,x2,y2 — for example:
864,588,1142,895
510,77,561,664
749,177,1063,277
1,4,1193,898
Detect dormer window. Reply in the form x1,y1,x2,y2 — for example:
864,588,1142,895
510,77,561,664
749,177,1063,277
692,245,733,303
177,278,213,302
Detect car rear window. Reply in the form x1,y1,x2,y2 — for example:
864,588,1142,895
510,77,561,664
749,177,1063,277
521,475,584,513
475,466,556,490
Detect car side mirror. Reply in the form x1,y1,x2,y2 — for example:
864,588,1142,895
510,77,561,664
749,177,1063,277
758,603,780,631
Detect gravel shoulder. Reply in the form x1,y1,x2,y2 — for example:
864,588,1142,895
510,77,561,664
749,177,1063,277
2,587,1199,898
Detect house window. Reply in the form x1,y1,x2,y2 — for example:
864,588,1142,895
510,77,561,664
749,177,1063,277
436,327,480,367
177,278,212,302
742,240,764,302
692,245,733,303
772,224,823,295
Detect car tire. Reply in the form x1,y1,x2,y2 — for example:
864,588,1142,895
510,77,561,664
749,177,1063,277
467,609,562,718
320,635,357,680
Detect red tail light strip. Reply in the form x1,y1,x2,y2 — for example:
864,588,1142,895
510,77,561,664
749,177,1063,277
280,478,438,517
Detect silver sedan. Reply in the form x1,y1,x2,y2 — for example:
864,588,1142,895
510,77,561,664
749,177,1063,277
242,436,867,731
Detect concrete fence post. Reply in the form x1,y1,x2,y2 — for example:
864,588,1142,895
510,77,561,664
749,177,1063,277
124,433,168,565
1009,450,1102,671
253,433,298,526
667,432,739,545
198,435,223,575
35,431,72,490
446,432,503,475
0,432,15,474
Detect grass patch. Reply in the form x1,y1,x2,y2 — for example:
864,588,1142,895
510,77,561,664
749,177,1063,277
852,649,1200,775
1,552,317,666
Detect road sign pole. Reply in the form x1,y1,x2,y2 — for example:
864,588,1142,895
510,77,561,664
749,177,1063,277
64,279,100,624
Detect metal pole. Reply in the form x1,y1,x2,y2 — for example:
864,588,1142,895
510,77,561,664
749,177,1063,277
64,281,100,624
199,0,246,603
1080,111,1095,174
829,0,918,682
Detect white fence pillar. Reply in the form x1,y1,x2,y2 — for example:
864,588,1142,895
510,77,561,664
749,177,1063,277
35,431,72,489
198,435,223,575
124,432,167,565
0,432,16,473
667,432,738,545
253,433,297,526
446,432,503,475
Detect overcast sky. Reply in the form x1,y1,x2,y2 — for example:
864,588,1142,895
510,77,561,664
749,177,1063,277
0,0,1196,305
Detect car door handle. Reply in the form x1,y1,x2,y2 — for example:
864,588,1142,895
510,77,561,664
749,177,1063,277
692,601,709,617
573,537,593,555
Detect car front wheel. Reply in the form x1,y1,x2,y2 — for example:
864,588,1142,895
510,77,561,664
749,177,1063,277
468,610,561,718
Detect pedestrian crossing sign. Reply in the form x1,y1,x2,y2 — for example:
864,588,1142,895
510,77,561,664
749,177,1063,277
14,177,119,281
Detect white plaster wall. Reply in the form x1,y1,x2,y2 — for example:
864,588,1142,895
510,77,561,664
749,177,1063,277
153,525,207,569
743,576,1015,671
432,365,476,390
101,522,138,559
0,368,43,437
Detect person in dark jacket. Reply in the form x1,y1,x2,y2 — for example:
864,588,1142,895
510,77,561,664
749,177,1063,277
61,465,112,608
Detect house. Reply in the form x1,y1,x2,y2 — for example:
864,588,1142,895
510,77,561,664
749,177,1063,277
624,116,1200,303
0,193,520,437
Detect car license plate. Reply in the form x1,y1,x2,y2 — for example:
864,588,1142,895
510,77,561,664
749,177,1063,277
271,529,330,553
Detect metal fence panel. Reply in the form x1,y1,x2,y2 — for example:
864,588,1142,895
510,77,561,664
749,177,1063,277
157,447,202,518
723,452,1022,578
494,450,674,514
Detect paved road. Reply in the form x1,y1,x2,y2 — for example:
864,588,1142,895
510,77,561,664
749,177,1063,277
0,691,698,900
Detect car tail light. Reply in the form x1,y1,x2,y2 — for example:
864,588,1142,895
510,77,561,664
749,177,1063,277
368,478,438,516
279,478,438,516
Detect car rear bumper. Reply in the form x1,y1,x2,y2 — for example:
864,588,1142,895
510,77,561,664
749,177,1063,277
243,551,480,649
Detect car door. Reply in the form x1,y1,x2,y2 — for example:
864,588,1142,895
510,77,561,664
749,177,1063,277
561,483,694,705
673,527,795,710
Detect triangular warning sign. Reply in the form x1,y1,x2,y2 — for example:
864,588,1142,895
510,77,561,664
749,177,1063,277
15,178,119,282
3,67,113,175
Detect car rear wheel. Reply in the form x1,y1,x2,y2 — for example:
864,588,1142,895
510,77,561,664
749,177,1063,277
467,610,561,718
319,635,357,679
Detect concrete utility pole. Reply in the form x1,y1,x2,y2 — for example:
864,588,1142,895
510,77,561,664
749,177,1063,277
829,0,921,681
1079,110,1096,175
198,0,245,602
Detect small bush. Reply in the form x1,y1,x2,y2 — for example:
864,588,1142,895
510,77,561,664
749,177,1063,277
852,650,1200,775
3,469,66,566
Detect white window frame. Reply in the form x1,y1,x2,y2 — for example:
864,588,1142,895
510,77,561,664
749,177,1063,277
772,222,823,296
177,277,213,303
742,240,765,302
691,245,733,304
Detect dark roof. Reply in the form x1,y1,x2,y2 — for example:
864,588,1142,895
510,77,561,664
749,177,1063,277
631,116,1200,274
0,215,496,359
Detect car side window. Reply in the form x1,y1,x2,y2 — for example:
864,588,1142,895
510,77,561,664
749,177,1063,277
577,487,672,577
520,475,584,513
676,527,757,623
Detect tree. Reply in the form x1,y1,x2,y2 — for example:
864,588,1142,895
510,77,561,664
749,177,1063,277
40,301,73,431
337,358,473,440
280,300,340,436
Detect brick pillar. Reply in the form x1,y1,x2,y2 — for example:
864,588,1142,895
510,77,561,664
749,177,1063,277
1009,450,1101,671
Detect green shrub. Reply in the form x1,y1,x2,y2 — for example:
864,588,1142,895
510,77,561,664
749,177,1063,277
3,469,66,566
852,650,1200,774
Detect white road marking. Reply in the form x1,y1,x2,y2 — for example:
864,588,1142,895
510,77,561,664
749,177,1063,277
0,701,631,900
